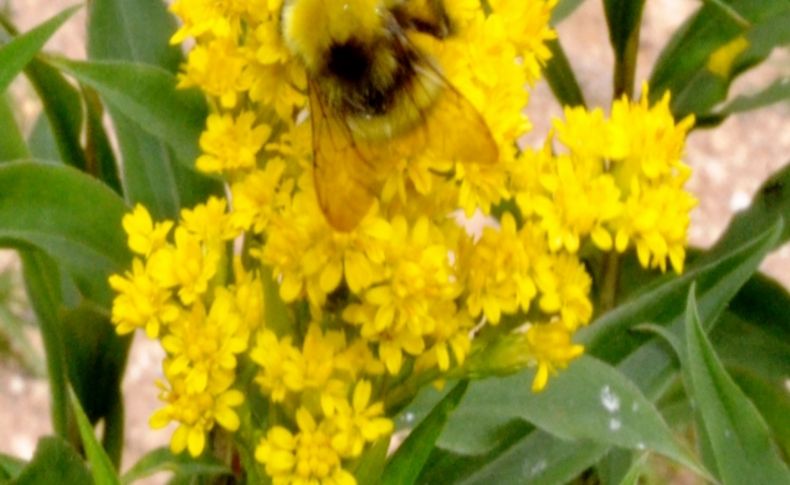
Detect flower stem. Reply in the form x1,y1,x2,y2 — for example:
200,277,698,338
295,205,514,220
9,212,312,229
599,250,620,312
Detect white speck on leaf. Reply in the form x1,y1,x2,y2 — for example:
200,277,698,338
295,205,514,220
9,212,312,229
523,459,547,478
600,385,620,413
609,418,622,431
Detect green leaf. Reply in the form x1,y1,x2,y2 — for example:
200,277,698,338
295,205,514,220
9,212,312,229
700,76,790,125
712,274,790,456
62,304,130,467
121,447,231,484
0,452,26,481
602,0,646,61
87,0,181,72
85,0,222,217
49,58,206,171
0,6,80,93
20,250,69,439
454,430,608,485
10,437,93,485
649,0,790,120
27,113,61,162
69,386,121,485
0,93,29,161
24,58,87,169
551,0,586,25
0,161,130,308
384,381,468,485
82,86,122,193
352,437,390,485
438,357,702,475
579,219,784,364
542,38,586,108
683,289,790,484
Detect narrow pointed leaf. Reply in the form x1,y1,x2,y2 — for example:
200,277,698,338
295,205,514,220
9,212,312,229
19,250,69,438
69,386,120,485
10,437,93,485
82,86,121,193
684,290,790,484
0,452,25,480
384,381,469,485
0,93,29,161
49,58,206,168
27,112,64,162
602,0,645,61
551,0,586,25
24,59,87,169
0,6,80,92
542,38,586,108
650,0,790,120
121,448,231,484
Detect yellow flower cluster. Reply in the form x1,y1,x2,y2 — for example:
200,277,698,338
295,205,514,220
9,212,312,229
545,85,697,272
110,200,259,456
106,0,697,480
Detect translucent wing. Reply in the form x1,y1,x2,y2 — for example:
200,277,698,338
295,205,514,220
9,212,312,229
308,38,498,231
309,80,382,231
409,62,498,166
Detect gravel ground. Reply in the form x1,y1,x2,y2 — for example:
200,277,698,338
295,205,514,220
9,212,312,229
1,0,788,482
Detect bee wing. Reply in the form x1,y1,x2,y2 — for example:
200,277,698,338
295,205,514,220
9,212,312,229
409,61,499,166
309,80,381,231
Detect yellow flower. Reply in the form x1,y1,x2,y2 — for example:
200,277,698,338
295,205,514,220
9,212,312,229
614,180,697,273
342,217,460,374
169,0,242,44
179,196,238,244
535,156,621,252
525,321,584,392
230,159,290,233
150,372,243,457
324,380,393,458
255,408,356,485
535,253,593,331
462,212,536,324
196,112,272,174
161,289,248,393
109,259,179,338
147,227,220,305
122,204,173,257
251,329,301,402
177,38,250,108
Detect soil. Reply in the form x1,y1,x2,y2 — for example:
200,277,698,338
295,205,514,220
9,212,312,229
0,1,787,483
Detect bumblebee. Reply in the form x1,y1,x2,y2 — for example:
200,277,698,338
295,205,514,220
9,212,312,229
282,0,498,230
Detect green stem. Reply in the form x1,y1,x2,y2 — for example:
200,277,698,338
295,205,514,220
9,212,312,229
599,250,621,312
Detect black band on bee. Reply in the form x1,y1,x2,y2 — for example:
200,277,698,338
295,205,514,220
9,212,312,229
323,35,418,117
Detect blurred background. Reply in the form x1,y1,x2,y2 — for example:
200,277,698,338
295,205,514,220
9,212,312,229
0,0,788,481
